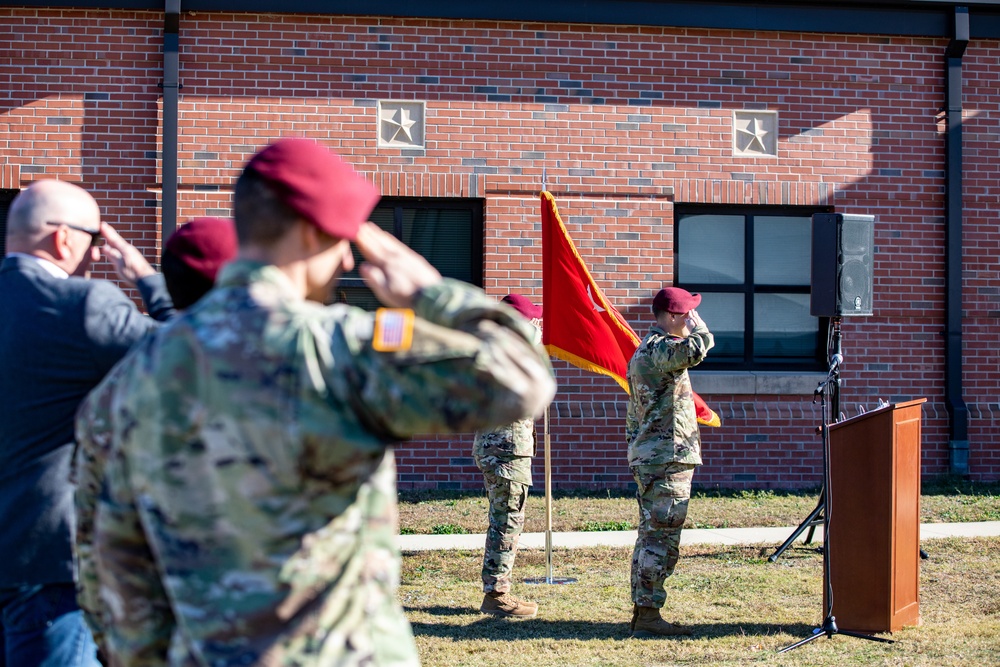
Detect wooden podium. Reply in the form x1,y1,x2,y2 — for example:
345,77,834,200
824,398,925,633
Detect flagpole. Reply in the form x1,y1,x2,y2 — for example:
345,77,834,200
525,186,577,590
544,405,552,583
542,170,552,583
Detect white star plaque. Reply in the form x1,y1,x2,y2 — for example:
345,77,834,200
378,101,425,148
733,110,778,157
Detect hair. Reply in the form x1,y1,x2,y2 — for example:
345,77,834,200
161,252,215,310
652,303,667,318
233,169,301,245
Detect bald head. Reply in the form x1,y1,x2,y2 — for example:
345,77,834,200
6,180,102,275
7,180,100,246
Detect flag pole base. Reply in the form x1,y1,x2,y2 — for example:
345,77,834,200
523,577,578,585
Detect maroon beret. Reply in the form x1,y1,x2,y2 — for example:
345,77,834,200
245,138,380,241
652,287,701,314
163,217,237,284
501,294,543,320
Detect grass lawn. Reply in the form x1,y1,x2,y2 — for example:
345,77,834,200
398,479,1000,665
401,538,1000,666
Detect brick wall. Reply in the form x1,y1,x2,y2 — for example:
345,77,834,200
2,8,997,488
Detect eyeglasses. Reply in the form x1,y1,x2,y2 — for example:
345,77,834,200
47,221,102,247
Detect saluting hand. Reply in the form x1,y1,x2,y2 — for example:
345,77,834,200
355,222,442,308
100,222,156,287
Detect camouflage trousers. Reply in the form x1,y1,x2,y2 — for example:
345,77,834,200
479,468,529,594
630,462,697,608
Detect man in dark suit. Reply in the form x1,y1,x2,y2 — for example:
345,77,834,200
0,179,174,666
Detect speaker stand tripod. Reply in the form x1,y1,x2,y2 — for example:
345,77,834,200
778,318,894,653
769,479,824,562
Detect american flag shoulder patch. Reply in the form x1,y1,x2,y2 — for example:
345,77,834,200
372,308,415,352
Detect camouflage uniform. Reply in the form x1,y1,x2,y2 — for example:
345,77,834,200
625,320,713,608
472,326,540,594
74,260,555,666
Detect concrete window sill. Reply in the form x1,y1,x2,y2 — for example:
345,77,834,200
691,371,830,396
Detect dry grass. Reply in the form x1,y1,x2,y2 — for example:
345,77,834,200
398,479,1000,665
398,478,1000,535
400,537,1000,666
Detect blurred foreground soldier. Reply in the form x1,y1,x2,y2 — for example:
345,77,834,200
73,216,236,659
0,179,173,667
626,287,713,638
76,138,556,666
473,294,542,618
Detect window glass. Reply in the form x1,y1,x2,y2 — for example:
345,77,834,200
402,208,474,282
677,214,744,284
753,293,817,358
754,216,811,285
695,292,744,359
675,205,829,370
334,199,482,310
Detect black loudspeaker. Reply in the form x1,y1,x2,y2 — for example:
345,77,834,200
811,213,875,317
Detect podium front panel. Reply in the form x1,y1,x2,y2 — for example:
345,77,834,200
826,399,923,633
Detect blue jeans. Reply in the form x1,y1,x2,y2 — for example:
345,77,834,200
0,583,101,667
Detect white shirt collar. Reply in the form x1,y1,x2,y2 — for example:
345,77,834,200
6,252,70,279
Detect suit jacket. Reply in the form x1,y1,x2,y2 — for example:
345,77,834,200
0,254,174,588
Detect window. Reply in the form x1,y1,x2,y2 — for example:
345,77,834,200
675,204,831,371
333,197,484,310
1,189,20,258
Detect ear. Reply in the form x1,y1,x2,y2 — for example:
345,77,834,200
50,225,73,260
299,220,323,252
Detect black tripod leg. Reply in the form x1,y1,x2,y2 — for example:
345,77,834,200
776,630,823,653
836,629,895,645
778,627,894,653
779,615,895,653
769,491,825,563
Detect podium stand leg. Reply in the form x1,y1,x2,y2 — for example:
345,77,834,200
777,616,894,653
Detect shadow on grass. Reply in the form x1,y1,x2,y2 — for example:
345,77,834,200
403,604,472,617
406,613,816,641
920,476,1000,496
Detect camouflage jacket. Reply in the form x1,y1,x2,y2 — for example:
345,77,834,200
472,325,540,485
626,321,714,467
472,418,536,486
73,260,555,667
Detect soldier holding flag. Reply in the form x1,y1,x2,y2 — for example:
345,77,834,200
473,294,544,619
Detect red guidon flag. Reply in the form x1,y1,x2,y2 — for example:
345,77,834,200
540,191,720,427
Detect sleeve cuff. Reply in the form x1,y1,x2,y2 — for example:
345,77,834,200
136,273,176,322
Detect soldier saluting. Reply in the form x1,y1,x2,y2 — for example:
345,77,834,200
76,138,556,666
626,287,714,638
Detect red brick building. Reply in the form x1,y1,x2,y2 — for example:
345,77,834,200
2,1,998,489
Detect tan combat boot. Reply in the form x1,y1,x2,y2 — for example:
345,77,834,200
630,604,693,638
480,591,538,618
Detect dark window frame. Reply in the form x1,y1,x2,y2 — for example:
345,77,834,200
336,197,484,308
0,189,20,258
674,202,833,372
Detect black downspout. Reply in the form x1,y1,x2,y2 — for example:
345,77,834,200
944,7,969,476
162,0,180,242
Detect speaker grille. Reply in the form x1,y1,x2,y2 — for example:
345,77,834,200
837,214,874,316
840,218,870,254
839,259,871,313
